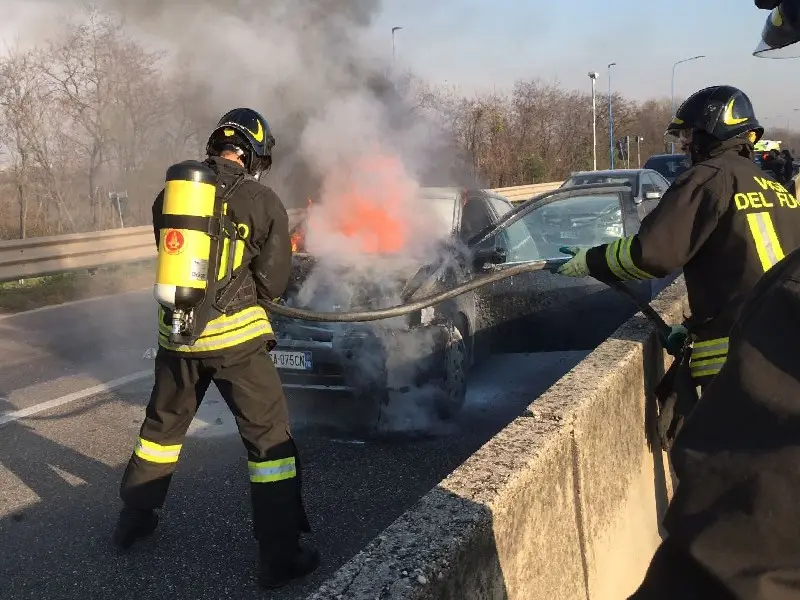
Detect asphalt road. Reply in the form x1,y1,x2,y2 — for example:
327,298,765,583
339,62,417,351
0,290,589,600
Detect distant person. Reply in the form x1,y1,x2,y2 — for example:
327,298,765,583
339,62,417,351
550,85,800,447
765,148,785,180
781,149,794,184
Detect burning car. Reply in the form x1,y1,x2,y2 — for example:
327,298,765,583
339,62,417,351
272,183,513,420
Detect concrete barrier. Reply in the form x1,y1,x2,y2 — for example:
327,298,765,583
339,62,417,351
306,276,689,600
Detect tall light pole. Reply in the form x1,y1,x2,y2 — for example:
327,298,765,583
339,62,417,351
670,55,705,153
608,62,616,169
589,71,599,170
392,26,403,62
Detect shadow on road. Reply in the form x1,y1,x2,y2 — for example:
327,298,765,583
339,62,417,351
0,352,570,600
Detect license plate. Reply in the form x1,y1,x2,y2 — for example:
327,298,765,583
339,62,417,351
560,230,579,239
271,350,313,370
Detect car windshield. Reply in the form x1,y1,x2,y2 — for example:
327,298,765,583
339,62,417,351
563,173,635,188
643,155,690,180
425,196,459,235
492,192,624,262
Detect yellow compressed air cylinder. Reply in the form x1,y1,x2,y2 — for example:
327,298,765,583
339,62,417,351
154,160,218,311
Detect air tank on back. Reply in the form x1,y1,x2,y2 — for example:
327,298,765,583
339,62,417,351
154,160,218,323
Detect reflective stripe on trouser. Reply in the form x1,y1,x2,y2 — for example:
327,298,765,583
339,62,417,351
605,236,655,281
746,211,786,272
689,337,729,381
158,305,273,353
119,342,310,547
249,457,297,483
134,437,182,464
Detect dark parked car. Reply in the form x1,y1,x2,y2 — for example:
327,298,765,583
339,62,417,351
271,183,676,420
560,169,671,220
642,153,691,184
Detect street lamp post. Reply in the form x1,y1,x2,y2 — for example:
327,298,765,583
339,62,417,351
589,71,599,170
392,26,402,62
608,62,616,169
637,136,643,168
670,55,705,153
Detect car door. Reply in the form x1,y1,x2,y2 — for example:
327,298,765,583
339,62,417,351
457,191,525,357
467,187,653,353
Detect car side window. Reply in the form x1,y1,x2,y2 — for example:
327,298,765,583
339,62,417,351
651,172,670,193
497,219,541,262
460,196,493,244
641,173,658,195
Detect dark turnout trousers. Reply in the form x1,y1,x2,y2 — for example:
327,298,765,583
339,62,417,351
119,340,310,549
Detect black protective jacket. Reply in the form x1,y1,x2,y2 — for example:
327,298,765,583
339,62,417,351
152,156,292,351
586,138,800,385
630,246,800,600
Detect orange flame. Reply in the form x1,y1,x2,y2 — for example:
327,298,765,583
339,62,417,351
290,198,313,253
306,153,416,255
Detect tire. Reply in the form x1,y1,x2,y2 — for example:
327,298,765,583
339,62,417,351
433,322,468,420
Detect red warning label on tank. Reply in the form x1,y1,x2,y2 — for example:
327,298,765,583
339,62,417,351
163,229,185,255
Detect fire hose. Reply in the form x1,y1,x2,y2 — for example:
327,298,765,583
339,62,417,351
260,257,673,344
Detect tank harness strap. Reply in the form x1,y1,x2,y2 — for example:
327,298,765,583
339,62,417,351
209,172,251,314
157,214,222,236
213,267,251,313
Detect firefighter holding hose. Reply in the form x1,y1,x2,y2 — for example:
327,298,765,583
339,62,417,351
626,4,800,597
552,84,800,447
112,108,319,589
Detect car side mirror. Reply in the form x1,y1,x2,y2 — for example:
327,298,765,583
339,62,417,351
473,246,507,269
644,191,661,200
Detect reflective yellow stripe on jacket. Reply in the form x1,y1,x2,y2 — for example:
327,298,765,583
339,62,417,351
690,336,729,379
746,212,785,272
605,235,655,281
158,305,272,353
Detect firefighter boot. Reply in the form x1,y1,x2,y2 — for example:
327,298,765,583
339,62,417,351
112,506,159,550
258,541,320,589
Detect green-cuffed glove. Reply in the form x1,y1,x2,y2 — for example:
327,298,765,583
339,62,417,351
553,246,590,277
664,324,689,357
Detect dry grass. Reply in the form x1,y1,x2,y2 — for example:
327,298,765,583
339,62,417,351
0,261,155,314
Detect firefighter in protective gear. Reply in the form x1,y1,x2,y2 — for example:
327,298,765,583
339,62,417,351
553,85,800,444
112,107,320,589
629,245,800,600
625,9,800,597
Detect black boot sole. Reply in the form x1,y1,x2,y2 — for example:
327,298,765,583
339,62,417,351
112,514,159,551
259,549,320,589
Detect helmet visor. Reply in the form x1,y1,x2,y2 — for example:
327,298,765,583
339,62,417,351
754,5,800,57
664,129,692,153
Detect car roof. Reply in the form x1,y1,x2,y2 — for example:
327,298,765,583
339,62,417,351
568,169,646,176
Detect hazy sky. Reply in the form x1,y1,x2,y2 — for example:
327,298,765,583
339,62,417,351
1,0,796,130
373,0,798,130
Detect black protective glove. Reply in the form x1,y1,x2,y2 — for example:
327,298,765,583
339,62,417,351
655,338,698,451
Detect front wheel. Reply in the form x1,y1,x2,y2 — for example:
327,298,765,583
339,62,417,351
432,323,468,420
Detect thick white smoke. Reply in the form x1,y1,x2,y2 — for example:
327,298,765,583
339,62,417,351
6,0,470,432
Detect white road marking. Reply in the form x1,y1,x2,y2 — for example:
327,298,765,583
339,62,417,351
0,288,151,321
0,369,152,427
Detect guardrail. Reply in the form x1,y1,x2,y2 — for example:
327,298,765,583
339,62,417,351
494,181,563,203
0,182,562,283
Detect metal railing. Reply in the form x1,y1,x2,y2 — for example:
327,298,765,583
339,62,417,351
0,183,562,283
494,181,562,203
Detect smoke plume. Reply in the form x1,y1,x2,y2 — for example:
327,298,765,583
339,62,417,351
6,0,473,432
